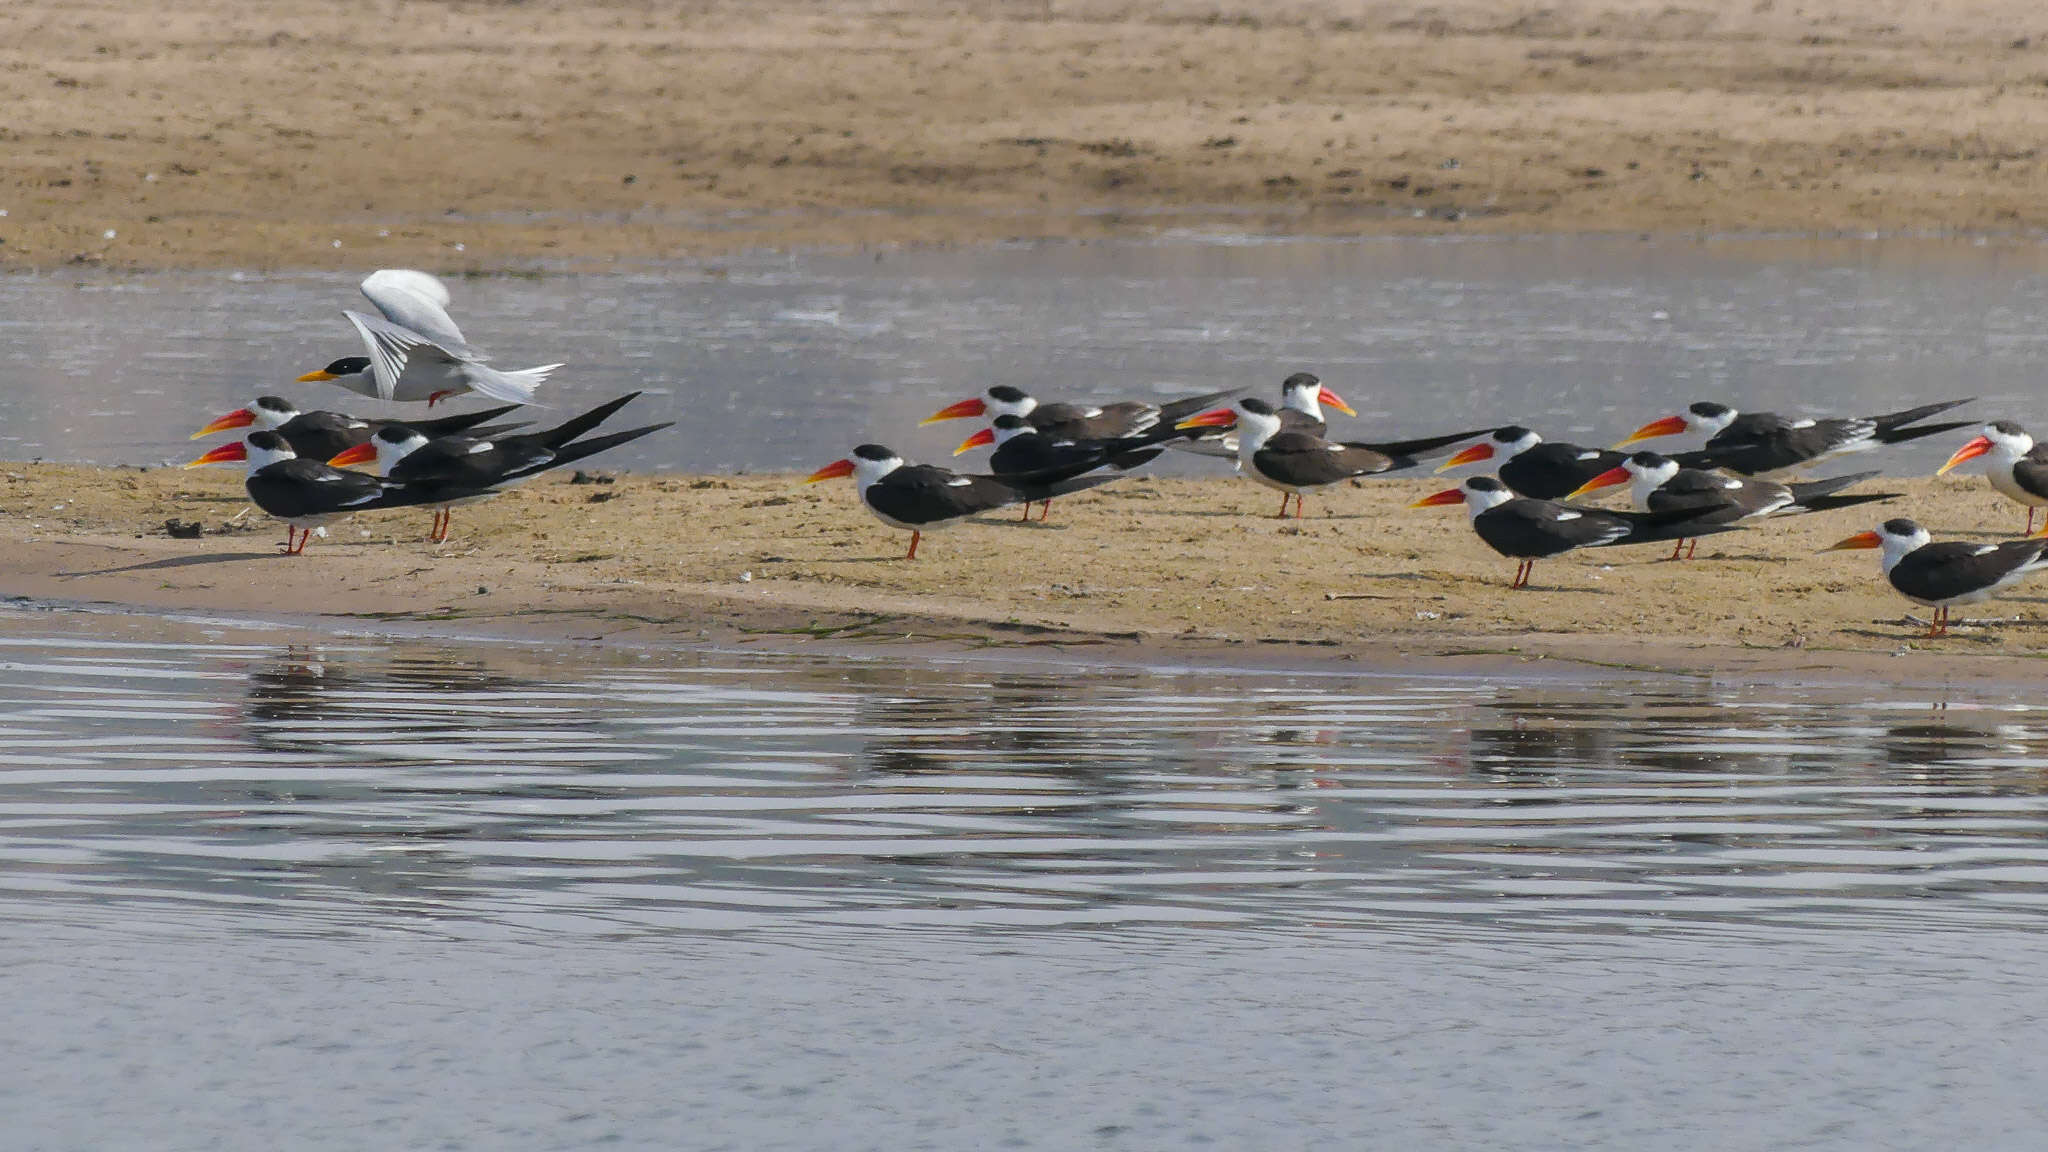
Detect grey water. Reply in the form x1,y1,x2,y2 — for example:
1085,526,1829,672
7,233,2048,474
7,604,2048,1149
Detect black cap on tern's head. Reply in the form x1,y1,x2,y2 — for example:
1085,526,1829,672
986,385,1030,404
1688,401,1734,420
1859,518,1934,557
1280,372,1321,392
1492,425,1534,443
1626,451,1671,469
253,396,298,419
242,430,298,470
837,443,907,484
991,414,1033,432
1989,419,2028,437
1239,397,1280,417
297,356,371,384
1445,474,1518,513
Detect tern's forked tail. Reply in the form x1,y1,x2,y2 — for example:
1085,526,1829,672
460,360,563,406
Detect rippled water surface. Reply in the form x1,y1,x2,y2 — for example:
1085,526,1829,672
8,233,2048,472
6,605,2048,1149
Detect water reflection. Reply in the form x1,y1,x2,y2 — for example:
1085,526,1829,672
239,645,537,749
6,609,2048,935
842,666,1134,778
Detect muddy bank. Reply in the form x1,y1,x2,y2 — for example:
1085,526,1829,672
8,1,2048,270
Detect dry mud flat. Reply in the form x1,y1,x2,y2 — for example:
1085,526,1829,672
8,1,2048,269
4,463,2048,685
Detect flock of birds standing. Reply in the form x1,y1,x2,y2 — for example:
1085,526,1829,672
809,375,2048,639
186,270,667,553
179,268,2048,640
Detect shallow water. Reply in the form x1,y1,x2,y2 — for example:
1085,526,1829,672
8,233,2047,473
6,604,2048,1148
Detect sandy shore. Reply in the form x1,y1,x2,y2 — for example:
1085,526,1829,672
7,460,2048,686
9,0,2048,270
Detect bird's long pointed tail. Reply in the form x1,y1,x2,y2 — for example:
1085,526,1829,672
1352,427,1492,472
410,403,526,438
1872,398,1973,439
1790,491,1901,514
520,422,672,478
1008,471,1124,504
460,361,564,406
536,392,645,449
1782,470,1885,508
1616,510,1747,546
1874,418,1976,447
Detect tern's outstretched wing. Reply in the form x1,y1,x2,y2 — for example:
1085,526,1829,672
359,269,478,358
362,268,451,309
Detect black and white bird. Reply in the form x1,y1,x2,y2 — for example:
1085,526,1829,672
1565,451,1895,558
191,396,524,464
952,414,1169,520
1434,425,1684,501
805,444,1122,559
1177,397,1481,518
1410,475,1739,589
1173,371,1364,458
1616,398,1973,477
919,382,1249,443
185,430,429,555
1270,372,1484,448
1937,421,2048,534
296,269,563,405
326,392,670,542
1275,371,1357,435
1825,518,2048,637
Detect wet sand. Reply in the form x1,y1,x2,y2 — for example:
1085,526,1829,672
7,461,2047,686
8,0,2048,270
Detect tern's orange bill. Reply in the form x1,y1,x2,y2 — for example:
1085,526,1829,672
953,428,996,456
1174,407,1237,431
295,369,337,383
327,443,377,468
1615,414,1688,449
919,398,986,426
1565,465,1631,501
1938,435,1992,477
185,442,247,469
192,408,255,439
1823,530,1883,552
805,458,855,484
1434,442,1494,473
1408,488,1465,509
1317,386,1356,417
